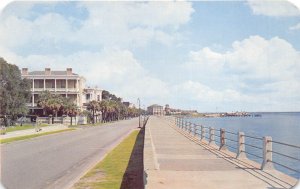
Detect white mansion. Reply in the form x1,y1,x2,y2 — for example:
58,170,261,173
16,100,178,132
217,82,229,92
21,68,102,115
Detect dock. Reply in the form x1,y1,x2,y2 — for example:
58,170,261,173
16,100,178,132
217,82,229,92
143,116,298,189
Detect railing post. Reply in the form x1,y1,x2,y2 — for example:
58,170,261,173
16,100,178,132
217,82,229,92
261,136,273,170
189,122,192,133
187,122,189,132
193,124,197,136
201,126,205,142
181,118,183,129
237,132,246,159
219,128,227,150
209,127,216,146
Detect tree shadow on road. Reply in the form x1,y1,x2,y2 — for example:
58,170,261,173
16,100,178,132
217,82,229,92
120,127,145,189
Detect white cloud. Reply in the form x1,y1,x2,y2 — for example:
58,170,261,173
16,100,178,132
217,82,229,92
0,1,194,51
173,80,243,102
72,1,194,47
78,1,193,29
184,35,300,111
0,12,73,50
247,0,300,17
188,36,300,82
289,22,300,30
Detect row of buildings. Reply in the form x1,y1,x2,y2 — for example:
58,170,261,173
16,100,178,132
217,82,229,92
22,67,193,117
147,104,198,116
21,68,102,116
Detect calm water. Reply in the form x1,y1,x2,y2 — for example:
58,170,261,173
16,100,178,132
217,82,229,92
184,112,300,179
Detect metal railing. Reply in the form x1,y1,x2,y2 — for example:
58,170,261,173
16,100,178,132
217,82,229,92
170,116,300,175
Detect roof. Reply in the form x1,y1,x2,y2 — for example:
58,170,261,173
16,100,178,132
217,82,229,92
28,71,78,76
148,104,163,108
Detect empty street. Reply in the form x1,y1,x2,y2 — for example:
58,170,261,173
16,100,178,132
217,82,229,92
1,118,138,189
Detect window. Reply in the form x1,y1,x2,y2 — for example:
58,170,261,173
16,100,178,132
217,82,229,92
86,94,90,100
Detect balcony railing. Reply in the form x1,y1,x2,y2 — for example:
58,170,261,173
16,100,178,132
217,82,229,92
67,88,79,92
26,103,37,107
32,88,44,91
31,88,79,92
56,88,67,91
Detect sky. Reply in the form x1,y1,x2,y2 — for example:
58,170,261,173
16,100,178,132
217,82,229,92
0,1,300,112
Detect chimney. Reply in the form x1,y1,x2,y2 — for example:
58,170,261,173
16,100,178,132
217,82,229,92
21,68,28,75
66,68,72,75
45,68,51,75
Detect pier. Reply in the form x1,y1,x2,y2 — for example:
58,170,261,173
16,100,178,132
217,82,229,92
143,116,298,189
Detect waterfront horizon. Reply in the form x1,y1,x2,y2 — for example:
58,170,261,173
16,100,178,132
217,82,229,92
185,112,300,179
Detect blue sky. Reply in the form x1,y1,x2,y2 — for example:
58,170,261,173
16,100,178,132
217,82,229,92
1,1,300,112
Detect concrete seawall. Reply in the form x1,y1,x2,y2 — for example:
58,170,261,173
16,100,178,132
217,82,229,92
143,116,298,189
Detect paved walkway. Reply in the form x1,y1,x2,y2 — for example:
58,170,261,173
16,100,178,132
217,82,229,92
144,116,298,189
0,125,69,139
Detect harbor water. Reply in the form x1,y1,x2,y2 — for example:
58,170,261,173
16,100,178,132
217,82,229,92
184,112,300,179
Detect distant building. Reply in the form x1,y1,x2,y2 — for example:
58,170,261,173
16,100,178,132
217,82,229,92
21,68,86,115
123,102,134,108
147,104,164,116
83,87,103,123
83,87,102,107
165,104,171,115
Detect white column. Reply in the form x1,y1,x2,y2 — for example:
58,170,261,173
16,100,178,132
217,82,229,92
76,79,78,92
32,94,34,107
43,79,46,90
66,79,68,92
32,79,35,92
55,79,57,92
77,94,79,106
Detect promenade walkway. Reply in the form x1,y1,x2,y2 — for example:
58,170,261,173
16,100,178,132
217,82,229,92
144,116,298,189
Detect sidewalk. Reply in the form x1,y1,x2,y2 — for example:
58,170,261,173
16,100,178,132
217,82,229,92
0,125,70,139
143,116,298,189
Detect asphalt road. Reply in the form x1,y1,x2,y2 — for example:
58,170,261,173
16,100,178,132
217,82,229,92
1,118,139,189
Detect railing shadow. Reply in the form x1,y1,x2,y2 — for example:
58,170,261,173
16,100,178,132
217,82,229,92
120,127,145,189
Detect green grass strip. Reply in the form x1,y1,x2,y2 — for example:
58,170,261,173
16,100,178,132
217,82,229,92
73,130,139,189
0,128,76,144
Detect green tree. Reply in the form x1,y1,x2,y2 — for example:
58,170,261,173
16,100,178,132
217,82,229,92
99,100,109,122
102,90,110,100
87,100,100,124
0,58,30,126
63,98,79,125
38,91,64,118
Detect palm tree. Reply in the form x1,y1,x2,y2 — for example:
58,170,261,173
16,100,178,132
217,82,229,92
119,103,128,120
87,100,100,124
99,100,109,122
38,91,52,115
47,97,63,118
38,91,64,118
63,98,79,125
